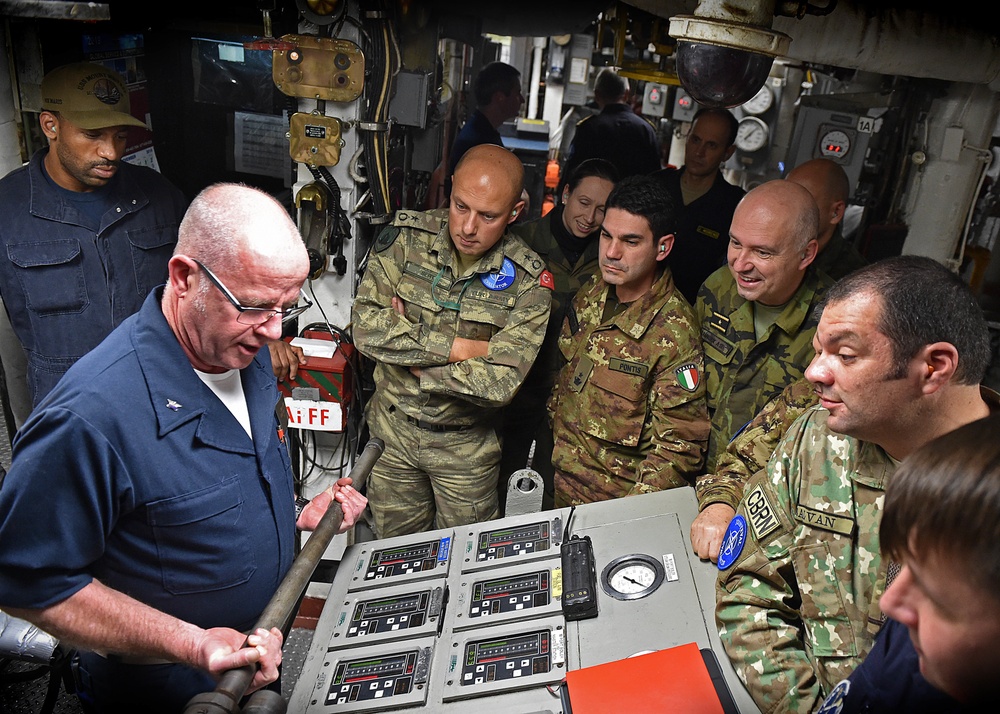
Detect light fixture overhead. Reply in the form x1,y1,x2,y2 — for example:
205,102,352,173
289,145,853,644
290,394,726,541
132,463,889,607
669,1,791,108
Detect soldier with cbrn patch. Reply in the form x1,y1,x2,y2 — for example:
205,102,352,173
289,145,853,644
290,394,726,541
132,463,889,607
715,255,999,714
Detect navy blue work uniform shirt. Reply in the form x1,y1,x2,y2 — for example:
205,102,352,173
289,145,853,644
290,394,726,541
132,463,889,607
0,288,296,634
818,619,973,714
560,103,661,192
0,148,186,406
652,166,745,305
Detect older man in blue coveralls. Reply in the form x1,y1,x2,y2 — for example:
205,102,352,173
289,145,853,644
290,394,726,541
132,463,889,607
0,183,368,713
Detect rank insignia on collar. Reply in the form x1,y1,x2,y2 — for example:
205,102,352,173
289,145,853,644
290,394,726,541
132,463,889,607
166,399,182,411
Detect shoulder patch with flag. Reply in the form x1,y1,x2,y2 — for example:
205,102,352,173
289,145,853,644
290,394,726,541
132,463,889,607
674,363,700,392
539,269,555,290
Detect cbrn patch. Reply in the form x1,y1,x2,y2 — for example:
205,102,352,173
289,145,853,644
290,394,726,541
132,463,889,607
746,484,780,542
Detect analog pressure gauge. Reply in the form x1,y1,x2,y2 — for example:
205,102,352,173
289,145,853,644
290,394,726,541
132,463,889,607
741,85,773,115
820,128,852,158
735,116,769,153
600,553,666,601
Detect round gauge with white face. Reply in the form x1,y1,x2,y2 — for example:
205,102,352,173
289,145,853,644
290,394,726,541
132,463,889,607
735,116,769,153
741,85,773,115
820,128,852,158
600,553,666,601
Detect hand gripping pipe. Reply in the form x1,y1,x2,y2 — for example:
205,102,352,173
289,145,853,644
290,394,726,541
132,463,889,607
183,437,385,714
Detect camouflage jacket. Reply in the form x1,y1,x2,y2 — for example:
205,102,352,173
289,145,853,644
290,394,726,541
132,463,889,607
351,209,551,425
812,228,868,282
696,265,833,472
716,388,1000,713
510,209,601,405
715,406,894,714
695,377,819,511
548,268,709,504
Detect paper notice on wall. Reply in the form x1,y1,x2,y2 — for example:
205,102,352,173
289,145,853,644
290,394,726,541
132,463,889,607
234,111,290,179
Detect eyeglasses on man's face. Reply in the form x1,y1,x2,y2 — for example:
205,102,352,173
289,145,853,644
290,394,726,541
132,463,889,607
193,259,312,326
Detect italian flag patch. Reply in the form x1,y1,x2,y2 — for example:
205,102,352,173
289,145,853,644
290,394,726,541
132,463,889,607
675,363,700,392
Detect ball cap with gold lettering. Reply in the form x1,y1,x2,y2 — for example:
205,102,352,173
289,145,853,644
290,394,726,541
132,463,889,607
41,62,148,130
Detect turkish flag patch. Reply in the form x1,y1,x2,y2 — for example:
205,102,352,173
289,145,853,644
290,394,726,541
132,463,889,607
539,270,555,290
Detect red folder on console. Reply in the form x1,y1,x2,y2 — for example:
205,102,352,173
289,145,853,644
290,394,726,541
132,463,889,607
565,642,725,714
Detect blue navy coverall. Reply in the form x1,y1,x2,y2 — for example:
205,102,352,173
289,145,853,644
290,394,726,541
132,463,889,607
0,148,186,406
0,289,296,711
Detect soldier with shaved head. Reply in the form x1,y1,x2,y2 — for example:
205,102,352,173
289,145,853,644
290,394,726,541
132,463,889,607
691,180,834,557
787,157,867,280
353,144,552,537
715,255,997,714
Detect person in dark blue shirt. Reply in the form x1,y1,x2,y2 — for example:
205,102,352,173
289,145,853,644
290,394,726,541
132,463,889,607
0,61,187,426
444,61,524,201
0,184,368,713
652,107,744,304
560,68,661,195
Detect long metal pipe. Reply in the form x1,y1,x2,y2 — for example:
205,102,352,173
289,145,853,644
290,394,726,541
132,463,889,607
183,437,384,714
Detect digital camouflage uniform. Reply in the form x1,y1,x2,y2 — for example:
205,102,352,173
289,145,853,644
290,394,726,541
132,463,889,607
498,210,601,502
695,376,818,512
716,389,1000,714
548,268,709,505
696,265,833,473
352,209,551,537
715,406,895,714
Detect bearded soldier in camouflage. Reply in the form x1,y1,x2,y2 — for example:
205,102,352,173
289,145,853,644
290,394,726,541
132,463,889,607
715,256,997,714
548,175,709,506
352,145,552,538
693,180,833,556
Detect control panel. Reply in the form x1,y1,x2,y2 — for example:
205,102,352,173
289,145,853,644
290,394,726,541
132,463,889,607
290,493,761,713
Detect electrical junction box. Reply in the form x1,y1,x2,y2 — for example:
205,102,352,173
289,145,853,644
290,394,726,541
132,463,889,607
278,329,354,431
288,113,342,167
642,82,668,118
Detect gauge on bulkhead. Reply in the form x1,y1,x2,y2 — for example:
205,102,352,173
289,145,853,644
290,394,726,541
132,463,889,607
735,116,770,152
741,84,774,115
819,128,852,158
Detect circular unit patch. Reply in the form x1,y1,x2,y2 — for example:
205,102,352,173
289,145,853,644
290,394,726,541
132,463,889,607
717,514,748,571
481,256,516,291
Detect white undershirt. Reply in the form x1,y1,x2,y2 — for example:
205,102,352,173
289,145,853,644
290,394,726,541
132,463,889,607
195,368,253,439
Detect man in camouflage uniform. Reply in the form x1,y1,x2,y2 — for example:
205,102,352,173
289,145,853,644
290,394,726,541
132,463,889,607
548,175,709,506
715,256,998,714
787,158,867,281
498,158,618,511
693,180,833,546
352,145,552,538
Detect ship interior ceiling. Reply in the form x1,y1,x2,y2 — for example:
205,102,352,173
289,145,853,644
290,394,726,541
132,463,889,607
5,0,1000,711
4,0,1000,286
